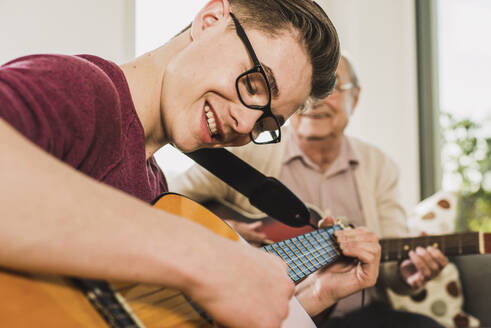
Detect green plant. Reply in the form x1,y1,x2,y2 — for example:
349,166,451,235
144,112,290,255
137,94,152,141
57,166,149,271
440,112,491,232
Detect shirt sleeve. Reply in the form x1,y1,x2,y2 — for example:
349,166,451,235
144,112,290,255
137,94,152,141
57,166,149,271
374,154,416,295
0,54,121,169
170,162,230,203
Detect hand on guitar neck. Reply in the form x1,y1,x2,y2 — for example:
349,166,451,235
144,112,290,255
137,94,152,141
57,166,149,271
398,243,449,290
209,202,483,317
206,201,382,317
224,220,274,246
294,217,381,317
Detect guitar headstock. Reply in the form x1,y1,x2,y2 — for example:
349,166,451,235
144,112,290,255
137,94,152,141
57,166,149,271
333,217,351,230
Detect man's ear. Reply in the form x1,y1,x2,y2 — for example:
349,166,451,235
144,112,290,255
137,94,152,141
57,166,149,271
190,0,231,41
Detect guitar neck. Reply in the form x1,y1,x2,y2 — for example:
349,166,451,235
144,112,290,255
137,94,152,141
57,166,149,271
380,232,491,262
263,228,491,282
262,225,343,283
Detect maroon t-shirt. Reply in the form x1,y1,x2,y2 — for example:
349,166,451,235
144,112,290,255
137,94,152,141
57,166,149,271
0,54,167,203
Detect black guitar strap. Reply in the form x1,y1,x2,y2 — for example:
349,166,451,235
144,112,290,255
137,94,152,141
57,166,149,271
185,148,311,228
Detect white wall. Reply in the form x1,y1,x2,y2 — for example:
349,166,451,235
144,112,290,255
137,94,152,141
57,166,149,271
320,0,420,211
134,0,207,178
0,0,134,65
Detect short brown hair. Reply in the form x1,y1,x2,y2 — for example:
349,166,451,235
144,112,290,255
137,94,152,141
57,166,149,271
229,0,340,99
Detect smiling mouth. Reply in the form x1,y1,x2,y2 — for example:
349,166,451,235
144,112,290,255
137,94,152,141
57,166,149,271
299,112,332,119
204,101,219,137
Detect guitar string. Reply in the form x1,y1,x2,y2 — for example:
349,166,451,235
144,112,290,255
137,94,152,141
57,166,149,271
266,230,341,278
283,230,339,270
282,245,339,279
379,233,477,259
266,239,335,278
289,232,473,267
266,230,337,267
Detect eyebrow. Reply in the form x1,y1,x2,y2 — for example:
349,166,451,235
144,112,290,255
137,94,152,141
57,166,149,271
262,64,280,99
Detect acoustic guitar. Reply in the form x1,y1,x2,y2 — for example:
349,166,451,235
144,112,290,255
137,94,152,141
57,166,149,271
0,193,339,328
2,194,489,327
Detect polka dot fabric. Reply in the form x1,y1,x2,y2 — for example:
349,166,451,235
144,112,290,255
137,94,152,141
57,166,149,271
388,263,479,327
387,191,480,327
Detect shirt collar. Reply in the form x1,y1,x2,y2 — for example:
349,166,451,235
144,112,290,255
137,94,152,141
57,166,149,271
282,125,359,175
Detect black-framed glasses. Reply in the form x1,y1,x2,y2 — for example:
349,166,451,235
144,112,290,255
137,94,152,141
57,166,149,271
230,12,281,144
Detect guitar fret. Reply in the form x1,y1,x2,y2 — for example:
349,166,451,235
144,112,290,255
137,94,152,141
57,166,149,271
380,232,485,261
297,235,322,268
292,237,320,270
315,230,334,260
311,231,334,263
261,224,346,283
264,244,300,281
273,243,304,279
284,240,312,276
302,233,322,264
278,241,309,277
458,235,463,255
318,228,340,258
285,239,314,273
300,234,324,267
305,232,329,265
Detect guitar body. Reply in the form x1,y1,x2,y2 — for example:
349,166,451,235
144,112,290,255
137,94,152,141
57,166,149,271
0,193,315,328
203,200,319,242
0,270,107,327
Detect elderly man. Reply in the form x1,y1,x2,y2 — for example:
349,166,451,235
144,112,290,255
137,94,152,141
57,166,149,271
172,54,448,327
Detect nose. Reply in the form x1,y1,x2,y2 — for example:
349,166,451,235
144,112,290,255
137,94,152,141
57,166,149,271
229,103,263,135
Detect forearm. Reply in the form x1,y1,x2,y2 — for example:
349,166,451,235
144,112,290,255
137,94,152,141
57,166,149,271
295,276,338,317
0,119,225,292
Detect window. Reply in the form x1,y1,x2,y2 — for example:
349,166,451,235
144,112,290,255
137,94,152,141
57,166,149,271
417,0,491,230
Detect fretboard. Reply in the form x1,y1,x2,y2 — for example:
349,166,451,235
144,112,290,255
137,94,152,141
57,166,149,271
380,232,491,262
262,225,342,283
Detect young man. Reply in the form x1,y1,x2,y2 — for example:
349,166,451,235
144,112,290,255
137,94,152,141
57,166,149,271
0,1,343,327
171,54,448,327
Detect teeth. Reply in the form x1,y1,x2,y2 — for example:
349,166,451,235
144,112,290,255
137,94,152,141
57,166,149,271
204,103,218,136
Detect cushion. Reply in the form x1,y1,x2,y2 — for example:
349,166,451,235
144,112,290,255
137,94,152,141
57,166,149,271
406,190,458,235
387,191,480,327
388,263,480,327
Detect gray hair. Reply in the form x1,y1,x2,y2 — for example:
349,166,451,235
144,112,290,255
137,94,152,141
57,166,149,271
340,52,360,89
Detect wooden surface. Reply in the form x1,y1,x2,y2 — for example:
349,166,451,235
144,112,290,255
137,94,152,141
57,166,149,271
0,270,108,327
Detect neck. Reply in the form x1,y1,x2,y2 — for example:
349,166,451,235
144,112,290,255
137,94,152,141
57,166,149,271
120,30,191,159
296,134,344,173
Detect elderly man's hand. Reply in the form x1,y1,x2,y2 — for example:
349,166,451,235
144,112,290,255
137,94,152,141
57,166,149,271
224,220,273,246
295,218,381,316
399,246,449,289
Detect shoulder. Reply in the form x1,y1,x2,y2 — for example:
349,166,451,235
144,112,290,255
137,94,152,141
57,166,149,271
0,54,125,159
1,54,119,100
348,136,394,163
227,133,287,175
0,54,125,120
347,136,399,176
2,54,112,81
